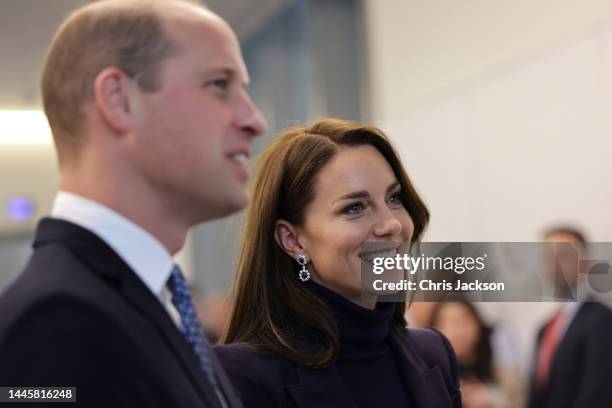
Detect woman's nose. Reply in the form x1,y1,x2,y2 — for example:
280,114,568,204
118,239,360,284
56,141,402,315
373,210,403,238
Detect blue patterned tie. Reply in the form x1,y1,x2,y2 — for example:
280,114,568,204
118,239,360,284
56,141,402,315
167,265,220,392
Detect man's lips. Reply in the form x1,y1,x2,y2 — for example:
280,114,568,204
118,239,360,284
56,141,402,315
226,150,250,165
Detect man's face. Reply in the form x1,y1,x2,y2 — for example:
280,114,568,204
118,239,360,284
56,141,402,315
544,232,585,297
129,10,267,222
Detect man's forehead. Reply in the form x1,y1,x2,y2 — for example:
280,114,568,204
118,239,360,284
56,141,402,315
162,9,248,81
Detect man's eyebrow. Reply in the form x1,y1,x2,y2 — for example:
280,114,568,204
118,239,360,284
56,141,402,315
333,181,400,204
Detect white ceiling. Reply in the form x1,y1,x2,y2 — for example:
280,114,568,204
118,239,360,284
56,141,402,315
206,0,290,40
0,0,290,109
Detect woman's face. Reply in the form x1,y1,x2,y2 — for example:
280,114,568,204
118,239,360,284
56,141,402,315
298,145,414,304
435,302,480,362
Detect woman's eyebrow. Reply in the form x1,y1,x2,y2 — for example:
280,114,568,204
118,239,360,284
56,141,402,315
333,182,400,204
334,191,369,204
387,181,400,192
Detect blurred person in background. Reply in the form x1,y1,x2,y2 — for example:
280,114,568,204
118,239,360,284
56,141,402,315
432,299,523,408
214,118,461,407
527,226,612,408
194,291,232,344
0,0,266,406
405,300,439,328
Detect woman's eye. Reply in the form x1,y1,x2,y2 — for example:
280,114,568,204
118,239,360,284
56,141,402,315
388,192,403,206
342,202,365,215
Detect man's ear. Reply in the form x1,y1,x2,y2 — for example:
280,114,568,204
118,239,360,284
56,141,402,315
274,219,307,261
93,66,134,135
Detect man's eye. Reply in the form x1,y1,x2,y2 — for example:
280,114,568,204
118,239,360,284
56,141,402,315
342,202,365,215
208,78,229,90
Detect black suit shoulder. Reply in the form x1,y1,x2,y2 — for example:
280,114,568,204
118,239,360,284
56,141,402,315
579,301,612,329
405,326,461,394
557,300,612,351
214,344,293,407
0,242,133,342
0,293,143,376
529,300,612,408
0,247,166,407
0,298,170,408
0,225,213,408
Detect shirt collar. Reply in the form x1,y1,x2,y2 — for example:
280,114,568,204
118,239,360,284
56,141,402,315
51,191,174,302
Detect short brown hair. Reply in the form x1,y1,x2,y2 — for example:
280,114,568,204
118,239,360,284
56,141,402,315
41,0,183,162
544,225,588,250
222,118,430,367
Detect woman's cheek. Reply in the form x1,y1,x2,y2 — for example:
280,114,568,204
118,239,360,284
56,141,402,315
400,214,415,240
345,224,370,248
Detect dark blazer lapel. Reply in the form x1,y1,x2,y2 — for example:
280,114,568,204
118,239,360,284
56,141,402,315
288,364,357,408
531,304,583,399
548,301,588,382
389,330,459,408
209,350,244,408
34,218,223,408
388,330,430,407
119,272,223,408
529,325,546,397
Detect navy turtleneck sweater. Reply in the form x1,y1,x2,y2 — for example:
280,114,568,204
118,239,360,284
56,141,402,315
308,281,411,408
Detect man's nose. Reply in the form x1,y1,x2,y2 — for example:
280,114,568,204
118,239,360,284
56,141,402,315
236,91,268,139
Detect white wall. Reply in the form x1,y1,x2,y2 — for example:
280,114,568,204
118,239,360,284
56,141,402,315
364,0,612,121
365,0,612,374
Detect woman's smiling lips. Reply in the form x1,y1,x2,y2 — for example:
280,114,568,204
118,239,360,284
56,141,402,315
358,245,401,264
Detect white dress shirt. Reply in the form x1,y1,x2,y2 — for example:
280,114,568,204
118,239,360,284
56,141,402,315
51,191,181,327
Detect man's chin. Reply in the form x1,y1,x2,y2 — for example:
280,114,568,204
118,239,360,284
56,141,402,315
190,185,250,222
217,190,250,216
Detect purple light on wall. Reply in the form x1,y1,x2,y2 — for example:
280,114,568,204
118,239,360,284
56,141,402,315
7,196,35,222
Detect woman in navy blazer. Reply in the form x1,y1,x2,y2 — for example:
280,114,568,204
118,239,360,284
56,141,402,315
215,118,462,407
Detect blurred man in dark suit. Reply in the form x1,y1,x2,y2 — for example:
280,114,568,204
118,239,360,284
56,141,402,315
528,227,612,408
0,1,266,406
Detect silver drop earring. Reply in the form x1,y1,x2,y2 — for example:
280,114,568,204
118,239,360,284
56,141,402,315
297,254,311,282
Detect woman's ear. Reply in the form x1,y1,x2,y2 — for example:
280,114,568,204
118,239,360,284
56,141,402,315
274,219,306,261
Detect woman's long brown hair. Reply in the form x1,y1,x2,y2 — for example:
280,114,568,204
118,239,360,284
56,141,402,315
221,118,430,368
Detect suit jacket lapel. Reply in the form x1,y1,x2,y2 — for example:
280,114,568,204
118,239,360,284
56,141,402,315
389,329,458,408
209,350,244,408
35,219,225,408
119,273,223,408
530,325,546,395
388,330,430,407
547,301,588,383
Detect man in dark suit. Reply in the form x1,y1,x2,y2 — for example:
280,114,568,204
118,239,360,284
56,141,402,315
0,0,266,406
528,227,612,408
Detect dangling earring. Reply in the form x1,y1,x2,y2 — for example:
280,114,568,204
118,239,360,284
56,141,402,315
297,254,311,282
